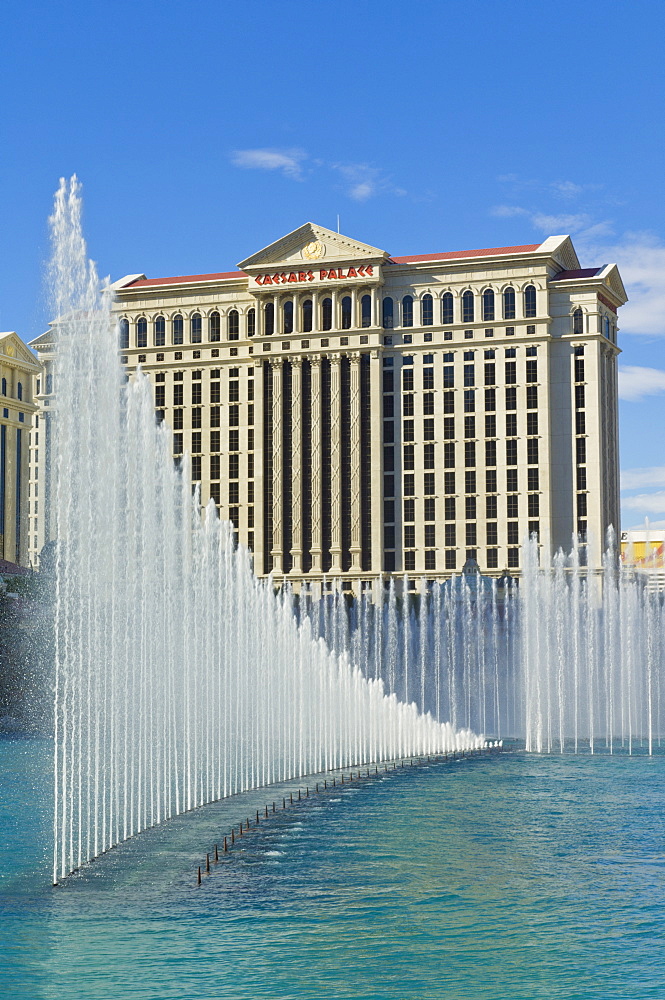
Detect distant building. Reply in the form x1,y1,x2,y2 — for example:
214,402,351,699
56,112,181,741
621,528,665,592
0,333,39,568
31,223,627,587
25,326,55,568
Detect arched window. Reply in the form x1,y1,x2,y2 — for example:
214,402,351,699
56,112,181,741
302,300,313,332
322,297,332,331
247,308,255,337
503,287,516,320
172,314,183,345
482,288,495,322
154,315,166,347
604,316,611,338
264,303,274,336
402,295,413,327
209,311,221,342
341,296,352,330
421,293,433,326
17,382,23,401
119,318,130,350
382,297,394,329
1,378,6,396
361,295,372,328
137,317,148,348
283,301,293,335
524,285,537,318
191,313,202,343
441,292,454,325
228,310,239,340
462,290,474,323
573,308,583,335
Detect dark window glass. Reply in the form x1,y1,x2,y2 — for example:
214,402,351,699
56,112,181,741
464,416,475,438
119,318,129,350
210,381,221,403
575,385,585,409
264,303,274,336
229,404,239,426
464,390,475,413
507,494,518,518
403,524,415,546
247,309,255,337
527,468,539,491
384,475,395,496
173,314,183,345
173,409,183,430
506,439,517,465
524,285,537,318
487,548,498,568
383,371,394,393
462,290,474,323
506,413,517,437
404,550,415,570
341,296,352,330
486,520,498,544
382,297,394,329
383,420,394,443
210,455,221,480
403,420,414,441
526,360,537,383
424,472,435,495
384,525,395,549
423,392,434,415
404,499,415,522
466,523,477,546
401,394,412,416
464,364,475,387
575,358,585,382
402,295,413,327
485,440,497,466
425,523,436,547
282,302,293,335
444,472,455,493
485,388,496,411
384,446,394,471
137,317,148,348
465,496,476,520
486,495,498,519
482,288,495,322
576,466,586,490
445,550,456,570
424,443,435,469
423,368,434,390
402,368,414,391
384,552,396,572
192,383,202,405
210,406,220,427
485,413,496,437
444,391,454,414
173,384,183,406
573,308,584,335
465,441,476,467
507,468,518,492
191,431,202,454
191,313,202,343
465,470,476,493
155,385,165,407
508,548,519,568
505,387,517,410
503,287,515,320
527,412,539,435
423,418,434,440
444,443,455,468
421,294,433,326
507,522,519,545
425,549,436,570
173,433,183,454
154,315,166,346
576,438,586,464
441,292,454,325
322,297,333,331
486,469,497,493
361,295,372,328
443,366,454,388
191,456,202,481
484,363,495,385
209,312,221,342
424,498,435,521
527,385,538,409
505,361,517,384
528,494,540,517
228,453,240,479
445,498,456,521
210,429,220,452
191,407,202,428
443,417,455,439
527,438,539,464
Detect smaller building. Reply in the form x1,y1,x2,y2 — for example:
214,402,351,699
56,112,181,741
621,527,665,593
0,333,40,568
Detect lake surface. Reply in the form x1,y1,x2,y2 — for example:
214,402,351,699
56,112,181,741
1,736,664,999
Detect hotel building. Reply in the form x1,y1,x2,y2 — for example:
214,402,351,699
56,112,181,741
0,333,39,568
32,223,627,587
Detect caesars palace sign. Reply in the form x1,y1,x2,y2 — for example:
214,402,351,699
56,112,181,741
253,264,378,287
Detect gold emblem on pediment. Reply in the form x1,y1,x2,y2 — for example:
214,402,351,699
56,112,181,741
5,343,15,357
302,240,326,261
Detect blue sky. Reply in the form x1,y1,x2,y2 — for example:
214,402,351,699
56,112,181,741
1,0,664,528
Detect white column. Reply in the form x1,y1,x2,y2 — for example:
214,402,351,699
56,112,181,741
309,357,322,571
311,291,319,333
329,353,342,572
270,360,283,573
349,352,362,571
290,358,303,574
369,351,383,574
253,360,265,571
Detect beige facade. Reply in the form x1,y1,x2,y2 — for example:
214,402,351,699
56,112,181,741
33,223,627,586
0,333,39,568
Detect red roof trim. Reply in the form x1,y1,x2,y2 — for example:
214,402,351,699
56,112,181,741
127,270,245,288
549,268,602,281
389,244,540,264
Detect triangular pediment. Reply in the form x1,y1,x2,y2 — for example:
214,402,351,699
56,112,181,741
0,332,40,369
28,329,56,352
600,264,628,304
539,235,581,271
238,222,389,271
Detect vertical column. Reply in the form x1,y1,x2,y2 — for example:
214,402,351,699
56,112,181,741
372,288,381,330
311,291,319,333
273,295,280,335
329,353,343,572
253,360,265,568
309,357,322,571
270,360,283,573
331,291,339,332
254,297,262,337
290,358,303,574
349,353,362,571
369,351,384,574
292,296,299,335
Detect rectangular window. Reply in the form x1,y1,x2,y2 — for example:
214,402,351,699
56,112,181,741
507,468,518,491
527,438,539,464
401,394,412,416
229,405,239,427
229,428,239,451
384,474,395,497
505,361,517,385
526,385,538,409
506,440,517,465
486,469,497,493
425,550,436,571
485,414,496,437
507,494,518,518
424,443,435,469
484,363,495,385
486,495,497,519
445,523,456,546
485,388,496,412
505,387,517,410
384,500,395,523
464,416,475,438
210,455,221,479
466,523,477,546
528,468,539,491
402,369,413,391
404,551,416,571
173,385,183,406
507,522,519,545
384,395,395,418
248,455,254,480
403,445,415,470
528,494,540,517
444,443,455,468
210,406,220,428
528,521,539,540
465,470,476,493
173,433,183,454
443,366,454,388
247,380,254,401
464,441,475,467
444,472,455,493
424,498,436,521
526,360,538,383
210,483,220,505
465,496,476,520
527,412,539,435
486,522,498,545
506,413,517,437
423,368,434,390
191,456,202,481
404,499,415,522
191,408,201,429
445,497,456,520
487,548,498,569
575,385,585,409
464,364,475,387
576,466,587,490
229,454,239,479
383,420,394,443
404,525,415,548
191,431,201,454
423,392,434,415
575,359,585,383
403,420,414,442
192,383,202,405
464,390,475,413
210,382,221,403
424,472,435,495
577,493,588,516
383,371,394,393
443,417,455,440
576,411,586,434
173,409,183,430
228,380,239,402
508,548,519,568
248,506,255,528
384,446,394,471
443,391,454,414
229,482,239,504
404,474,415,496
155,385,165,407
425,524,436,547
445,550,456,570
423,418,434,440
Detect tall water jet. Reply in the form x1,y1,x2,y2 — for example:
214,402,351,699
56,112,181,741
49,178,483,884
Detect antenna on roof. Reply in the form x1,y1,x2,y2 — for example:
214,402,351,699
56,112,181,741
337,214,340,234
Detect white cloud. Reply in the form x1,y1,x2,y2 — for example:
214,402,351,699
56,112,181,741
618,365,665,401
551,180,584,197
230,148,306,180
531,212,591,233
490,204,528,218
622,491,665,515
332,162,406,202
621,466,665,490
624,518,665,530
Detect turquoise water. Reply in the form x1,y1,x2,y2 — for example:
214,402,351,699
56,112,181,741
1,737,664,999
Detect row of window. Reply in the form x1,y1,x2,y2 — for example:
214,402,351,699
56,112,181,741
387,546,523,572
0,378,24,400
